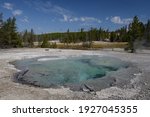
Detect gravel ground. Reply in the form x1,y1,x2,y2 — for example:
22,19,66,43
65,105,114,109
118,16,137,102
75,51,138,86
0,48,150,100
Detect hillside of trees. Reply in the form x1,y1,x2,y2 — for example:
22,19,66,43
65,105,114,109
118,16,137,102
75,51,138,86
0,12,150,52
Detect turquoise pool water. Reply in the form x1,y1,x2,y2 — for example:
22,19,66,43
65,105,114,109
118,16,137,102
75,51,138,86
13,56,129,88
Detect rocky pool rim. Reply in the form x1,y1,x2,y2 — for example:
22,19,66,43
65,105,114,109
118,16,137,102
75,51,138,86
10,55,136,92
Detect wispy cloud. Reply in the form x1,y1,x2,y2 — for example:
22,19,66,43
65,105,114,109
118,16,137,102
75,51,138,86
111,16,132,24
25,0,101,24
56,6,101,24
3,2,13,10
80,17,101,23
12,10,23,16
24,0,71,15
61,16,101,24
2,2,23,16
21,16,29,23
52,5,71,16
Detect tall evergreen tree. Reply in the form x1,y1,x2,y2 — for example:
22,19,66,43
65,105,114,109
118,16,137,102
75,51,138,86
145,20,150,43
0,13,3,46
0,13,3,28
79,28,86,42
0,16,22,48
128,16,144,52
41,37,49,48
28,29,34,47
66,29,70,44
10,17,22,47
98,28,103,41
22,30,28,47
110,32,117,42
116,26,128,42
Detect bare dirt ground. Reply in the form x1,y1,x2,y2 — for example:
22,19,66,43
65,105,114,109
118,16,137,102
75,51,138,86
0,48,150,100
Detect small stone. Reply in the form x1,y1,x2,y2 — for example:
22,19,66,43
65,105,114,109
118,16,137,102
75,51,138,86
143,82,147,86
45,49,49,51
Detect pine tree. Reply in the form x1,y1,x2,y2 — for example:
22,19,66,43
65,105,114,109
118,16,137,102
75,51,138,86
22,30,28,47
98,28,103,41
110,32,117,42
116,26,128,42
0,16,22,48
41,38,49,48
0,13,3,46
128,16,144,52
0,13,3,28
28,29,34,47
65,29,70,44
79,28,86,42
10,17,22,47
145,20,150,43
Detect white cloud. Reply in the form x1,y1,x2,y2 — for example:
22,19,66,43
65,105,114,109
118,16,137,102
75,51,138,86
63,15,69,22
111,16,123,24
111,16,132,24
53,5,71,16
123,18,133,24
69,17,78,22
25,0,71,16
2,2,23,16
80,17,101,23
12,10,23,16
3,2,13,10
21,16,29,23
61,15,101,24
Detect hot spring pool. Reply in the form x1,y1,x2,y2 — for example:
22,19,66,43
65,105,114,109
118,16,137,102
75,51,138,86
13,56,129,88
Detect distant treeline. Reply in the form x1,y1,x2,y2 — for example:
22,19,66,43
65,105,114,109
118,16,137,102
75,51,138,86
37,28,110,43
0,12,150,52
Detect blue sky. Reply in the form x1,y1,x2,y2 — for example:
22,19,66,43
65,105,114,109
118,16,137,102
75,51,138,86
0,0,150,34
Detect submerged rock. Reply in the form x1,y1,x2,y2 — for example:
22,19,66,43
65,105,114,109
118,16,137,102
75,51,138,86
14,68,29,81
81,84,96,95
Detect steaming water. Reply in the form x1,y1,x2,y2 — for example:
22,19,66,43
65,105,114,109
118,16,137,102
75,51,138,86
14,56,129,88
